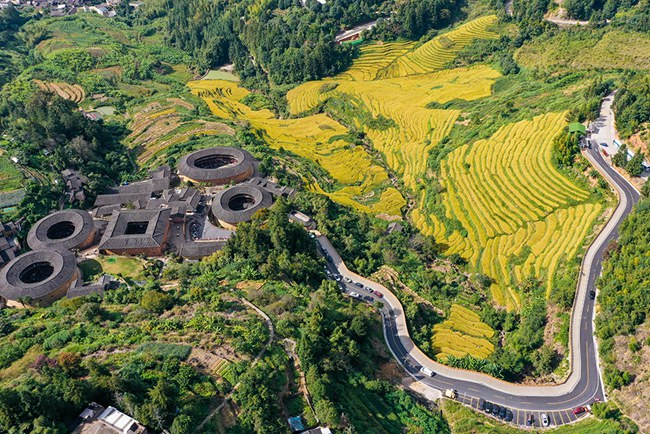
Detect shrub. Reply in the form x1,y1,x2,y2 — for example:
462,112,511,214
140,290,173,313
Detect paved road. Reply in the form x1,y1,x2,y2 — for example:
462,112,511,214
314,99,640,428
335,20,378,43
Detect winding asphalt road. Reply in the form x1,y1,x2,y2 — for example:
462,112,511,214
315,101,640,428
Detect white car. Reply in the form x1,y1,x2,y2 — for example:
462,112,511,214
349,291,360,298
541,413,550,427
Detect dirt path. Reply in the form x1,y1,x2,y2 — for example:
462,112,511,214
282,338,318,423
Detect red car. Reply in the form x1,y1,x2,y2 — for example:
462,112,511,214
374,290,384,298
572,406,587,415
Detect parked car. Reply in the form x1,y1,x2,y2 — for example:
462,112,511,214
349,292,360,298
354,282,363,288
572,406,587,415
344,277,352,283
374,290,384,298
505,409,513,422
541,413,550,427
526,414,534,426
492,404,501,417
420,366,434,377
444,389,457,399
498,406,507,419
484,402,493,414
479,399,486,412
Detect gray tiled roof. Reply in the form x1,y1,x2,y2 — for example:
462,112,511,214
211,184,273,224
178,240,226,259
248,177,296,198
0,249,78,300
98,208,171,251
27,209,94,251
178,147,254,183
147,188,201,216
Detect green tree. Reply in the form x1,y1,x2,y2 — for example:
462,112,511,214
626,151,645,177
553,131,580,167
140,290,173,313
612,143,629,167
641,178,650,198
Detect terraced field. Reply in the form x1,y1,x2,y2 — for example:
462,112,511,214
432,304,495,360
376,15,498,79
291,66,499,189
334,41,416,81
437,113,602,309
189,80,405,216
34,79,86,103
127,97,234,166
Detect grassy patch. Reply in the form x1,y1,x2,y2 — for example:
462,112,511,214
202,69,239,82
516,28,650,71
79,256,145,281
0,153,23,192
136,342,191,360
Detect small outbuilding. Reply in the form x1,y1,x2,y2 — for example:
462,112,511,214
568,122,587,136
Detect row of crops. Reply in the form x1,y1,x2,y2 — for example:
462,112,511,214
127,98,234,166
439,113,602,310
432,304,495,360
34,79,86,103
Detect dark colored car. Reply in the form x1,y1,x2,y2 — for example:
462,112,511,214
589,290,596,300
505,409,513,422
484,402,493,414
363,296,374,303
499,406,507,419
527,414,534,426
374,290,384,298
492,404,500,416
355,282,363,288
479,399,486,411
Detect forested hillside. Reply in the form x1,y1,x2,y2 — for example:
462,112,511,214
163,0,463,85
